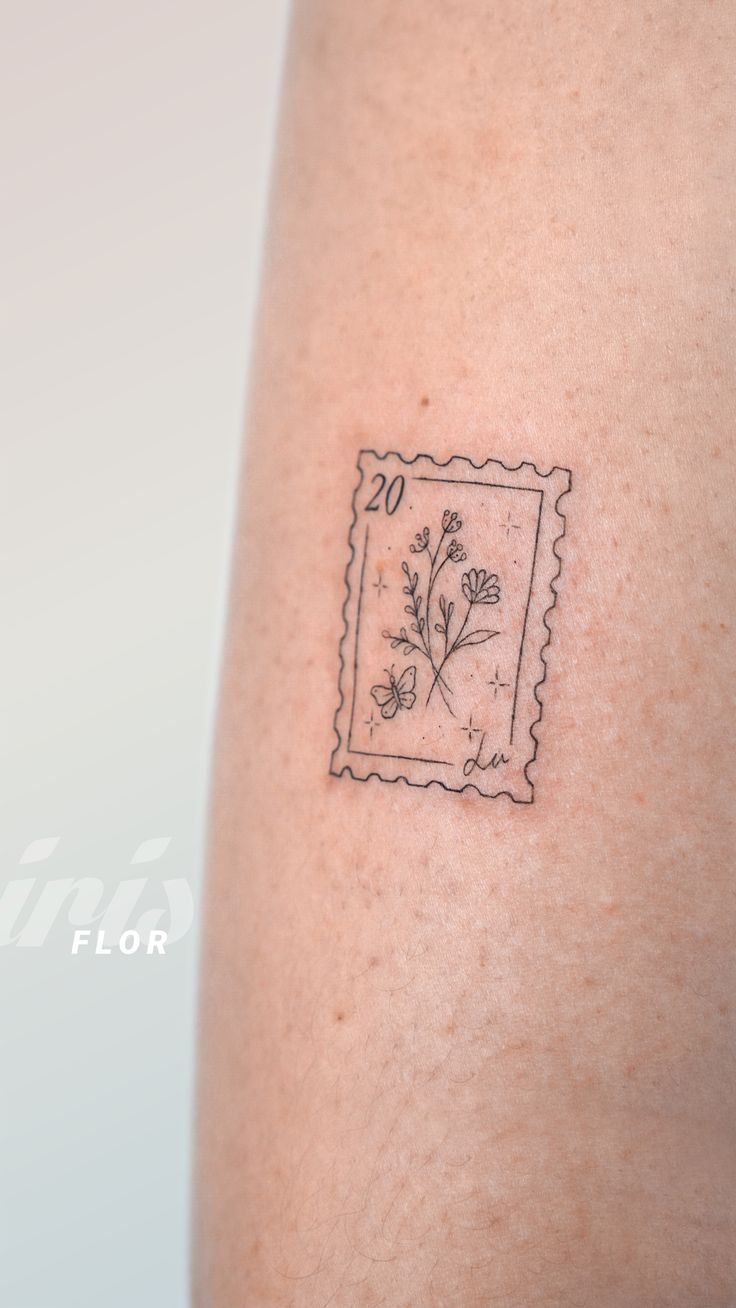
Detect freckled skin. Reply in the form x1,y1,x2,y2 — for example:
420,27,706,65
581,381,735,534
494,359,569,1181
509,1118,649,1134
194,2,736,1306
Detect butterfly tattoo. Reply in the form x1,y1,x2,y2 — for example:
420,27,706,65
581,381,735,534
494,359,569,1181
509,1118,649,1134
370,665,417,719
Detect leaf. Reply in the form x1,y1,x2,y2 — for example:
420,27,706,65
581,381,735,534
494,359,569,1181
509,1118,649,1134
454,628,499,649
434,622,444,634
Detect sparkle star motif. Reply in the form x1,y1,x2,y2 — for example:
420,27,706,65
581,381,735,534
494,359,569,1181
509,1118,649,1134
363,710,379,738
487,666,510,697
459,713,482,743
372,572,388,597
503,510,521,538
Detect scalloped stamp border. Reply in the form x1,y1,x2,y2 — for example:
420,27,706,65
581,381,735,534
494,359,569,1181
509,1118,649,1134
330,451,571,802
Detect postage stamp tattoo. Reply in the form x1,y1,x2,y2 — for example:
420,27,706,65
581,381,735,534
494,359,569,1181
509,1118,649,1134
330,451,571,802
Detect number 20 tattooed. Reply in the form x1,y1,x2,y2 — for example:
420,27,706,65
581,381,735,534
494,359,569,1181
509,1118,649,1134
331,451,571,802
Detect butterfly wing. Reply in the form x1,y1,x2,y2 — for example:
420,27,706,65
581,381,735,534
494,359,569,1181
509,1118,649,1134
396,664,417,709
371,679,400,719
371,682,394,708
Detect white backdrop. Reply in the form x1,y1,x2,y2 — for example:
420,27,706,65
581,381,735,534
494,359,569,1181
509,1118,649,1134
1,3,290,1303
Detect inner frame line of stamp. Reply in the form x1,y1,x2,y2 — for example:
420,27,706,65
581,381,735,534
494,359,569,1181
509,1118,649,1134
347,521,453,767
347,522,369,751
413,478,543,493
414,475,545,747
348,749,452,766
509,493,544,745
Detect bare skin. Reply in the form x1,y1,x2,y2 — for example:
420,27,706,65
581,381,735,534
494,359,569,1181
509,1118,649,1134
194,2,735,1304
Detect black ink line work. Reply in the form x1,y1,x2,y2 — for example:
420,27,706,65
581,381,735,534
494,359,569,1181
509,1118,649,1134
510,490,543,745
331,450,572,802
370,665,417,719
348,749,452,766
381,508,501,716
346,523,369,752
348,522,449,766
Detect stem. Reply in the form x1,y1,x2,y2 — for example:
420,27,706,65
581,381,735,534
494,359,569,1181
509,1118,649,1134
423,524,454,668
426,599,473,706
395,542,457,715
428,525,449,576
423,549,458,713
409,549,455,705
383,631,453,695
425,554,450,663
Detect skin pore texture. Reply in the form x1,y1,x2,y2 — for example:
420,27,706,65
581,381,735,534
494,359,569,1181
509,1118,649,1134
194,3,735,1305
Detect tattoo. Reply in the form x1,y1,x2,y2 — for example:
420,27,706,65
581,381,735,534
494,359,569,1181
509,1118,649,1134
330,451,571,802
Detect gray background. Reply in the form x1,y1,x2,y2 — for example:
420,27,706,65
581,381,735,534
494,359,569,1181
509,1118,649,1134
1,3,290,1303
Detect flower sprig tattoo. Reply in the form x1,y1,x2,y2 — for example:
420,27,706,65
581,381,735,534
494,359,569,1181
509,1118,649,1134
382,508,501,715
382,559,454,711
